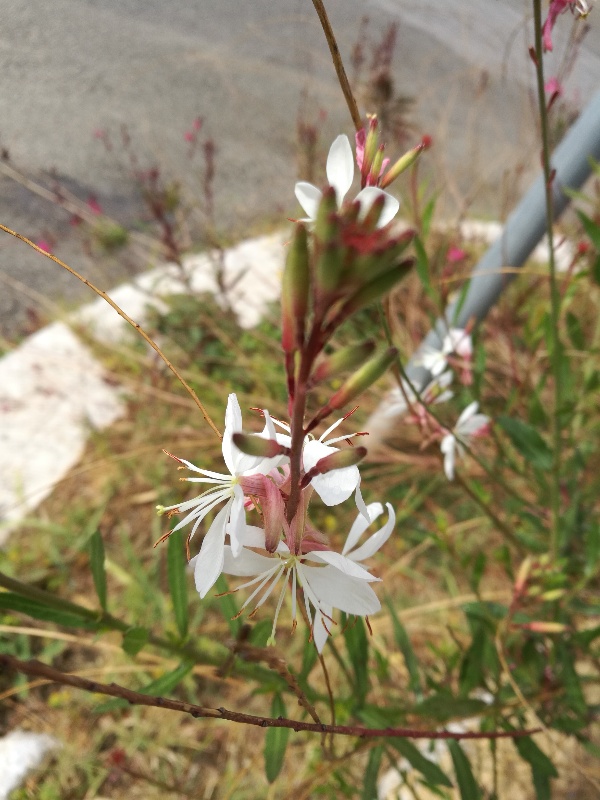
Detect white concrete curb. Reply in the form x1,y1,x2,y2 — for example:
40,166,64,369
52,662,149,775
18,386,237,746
0,232,285,542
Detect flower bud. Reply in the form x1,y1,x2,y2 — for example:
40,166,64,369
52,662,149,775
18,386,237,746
517,621,568,634
315,240,344,296
311,340,376,385
300,446,367,488
315,185,339,243
362,117,380,182
328,347,398,410
281,223,309,353
337,259,414,320
379,135,432,189
232,433,290,459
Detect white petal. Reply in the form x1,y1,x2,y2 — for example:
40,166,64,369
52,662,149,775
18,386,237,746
311,465,360,506
309,549,379,581
326,135,354,204
228,485,246,557
355,186,400,226
236,525,267,549
354,484,370,522
456,401,479,428
222,394,243,475
440,435,456,481
295,182,322,221
222,546,277,577
300,564,381,615
347,503,395,562
302,439,333,472
342,502,384,555
194,503,230,598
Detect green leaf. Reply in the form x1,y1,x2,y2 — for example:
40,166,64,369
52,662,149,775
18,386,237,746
264,694,289,783
167,530,189,639
497,416,553,470
421,196,436,239
576,209,600,250
565,311,585,350
142,661,194,695
343,615,370,708
122,626,149,656
88,530,107,612
362,744,383,800
387,738,453,788
592,253,600,285
386,598,421,694
414,694,487,722
0,593,100,631
448,740,482,800
514,737,557,800
414,236,435,299
95,661,194,714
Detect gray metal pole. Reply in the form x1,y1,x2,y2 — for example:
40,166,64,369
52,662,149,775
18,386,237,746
405,90,600,389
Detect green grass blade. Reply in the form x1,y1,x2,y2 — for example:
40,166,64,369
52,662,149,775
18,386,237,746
167,530,189,639
448,740,482,800
88,529,107,611
264,694,290,783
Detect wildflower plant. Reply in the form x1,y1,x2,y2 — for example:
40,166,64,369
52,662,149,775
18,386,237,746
158,124,419,651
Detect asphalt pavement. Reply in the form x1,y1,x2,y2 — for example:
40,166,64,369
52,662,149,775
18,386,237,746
0,0,598,337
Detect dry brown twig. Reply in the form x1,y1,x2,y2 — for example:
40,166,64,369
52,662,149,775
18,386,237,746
1,654,540,741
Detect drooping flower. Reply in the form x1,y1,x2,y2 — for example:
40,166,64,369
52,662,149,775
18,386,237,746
421,329,473,378
157,394,286,598
294,134,399,227
214,502,395,652
542,1,592,52
271,413,368,510
440,401,490,481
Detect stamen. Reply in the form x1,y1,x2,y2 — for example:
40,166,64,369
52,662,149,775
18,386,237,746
152,530,173,548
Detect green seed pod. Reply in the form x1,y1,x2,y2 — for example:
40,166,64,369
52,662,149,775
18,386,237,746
281,223,309,353
339,258,414,320
315,185,339,244
311,340,376,385
232,433,290,459
328,347,398,410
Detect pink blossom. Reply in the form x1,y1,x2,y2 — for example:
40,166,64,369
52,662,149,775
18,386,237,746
447,245,467,263
355,129,366,171
541,1,589,52
35,239,52,254
184,130,195,143
545,77,564,96
86,196,103,215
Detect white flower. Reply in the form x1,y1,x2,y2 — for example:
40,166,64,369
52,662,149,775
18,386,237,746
271,414,367,510
421,328,472,377
440,401,490,481
384,370,454,419
217,502,395,652
294,134,399,227
160,394,284,598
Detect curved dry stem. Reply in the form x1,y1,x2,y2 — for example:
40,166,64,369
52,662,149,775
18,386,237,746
1,653,540,740
311,0,362,132
0,223,221,440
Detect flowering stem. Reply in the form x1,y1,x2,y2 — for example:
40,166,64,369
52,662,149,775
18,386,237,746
0,223,222,440
311,0,362,132
531,0,562,558
1,653,541,740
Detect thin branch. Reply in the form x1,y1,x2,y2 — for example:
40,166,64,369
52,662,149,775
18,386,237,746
311,0,362,132
0,223,222,440
0,654,540,741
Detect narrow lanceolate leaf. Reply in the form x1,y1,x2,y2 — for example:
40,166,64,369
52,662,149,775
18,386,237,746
88,529,107,611
497,416,553,470
264,694,290,783
448,740,482,800
95,662,194,714
122,626,150,656
387,738,453,788
385,598,422,695
167,529,189,639
514,737,558,800
362,744,383,800
343,615,370,709
0,593,100,631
